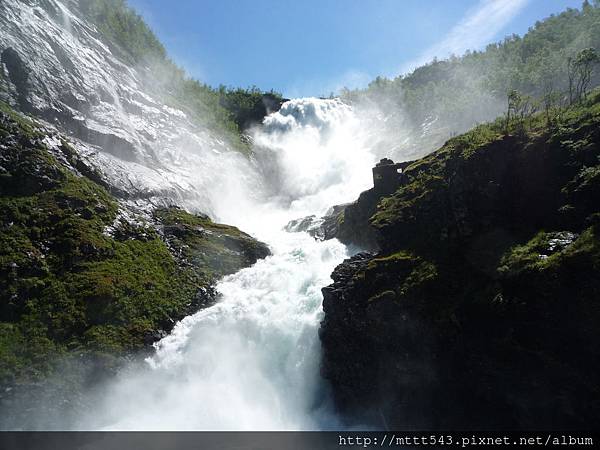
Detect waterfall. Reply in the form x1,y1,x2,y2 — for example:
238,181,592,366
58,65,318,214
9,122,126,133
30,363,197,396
66,97,378,430
55,0,73,35
0,0,379,430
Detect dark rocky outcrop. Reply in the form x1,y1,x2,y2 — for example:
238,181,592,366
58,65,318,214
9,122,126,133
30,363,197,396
320,93,600,430
285,192,379,252
335,189,381,252
285,204,347,242
287,159,412,252
155,206,270,278
372,158,410,196
1,48,30,110
329,158,411,252
220,91,287,131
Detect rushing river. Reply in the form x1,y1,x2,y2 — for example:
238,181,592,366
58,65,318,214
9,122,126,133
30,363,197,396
86,227,346,429
0,0,383,428
66,97,379,430
0,0,388,431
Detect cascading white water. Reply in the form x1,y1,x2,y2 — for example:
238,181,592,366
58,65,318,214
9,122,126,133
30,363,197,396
0,0,382,429
0,0,265,219
1,0,385,430
251,98,375,217
70,97,378,431
83,232,346,430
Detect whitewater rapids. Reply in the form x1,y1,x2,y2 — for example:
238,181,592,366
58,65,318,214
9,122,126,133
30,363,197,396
59,97,378,430
0,0,389,430
84,231,345,430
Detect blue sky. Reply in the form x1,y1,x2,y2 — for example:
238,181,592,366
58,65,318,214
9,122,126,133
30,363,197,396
128,0,584,97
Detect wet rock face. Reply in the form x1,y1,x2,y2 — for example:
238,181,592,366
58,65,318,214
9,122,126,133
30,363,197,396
336,188,380,252
285,204,347,242
1,47,30,108
0,0,254,213
320,99,600,430
0,0,176,160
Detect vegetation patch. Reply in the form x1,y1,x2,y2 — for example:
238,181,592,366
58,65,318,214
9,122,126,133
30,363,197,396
0,106,269,388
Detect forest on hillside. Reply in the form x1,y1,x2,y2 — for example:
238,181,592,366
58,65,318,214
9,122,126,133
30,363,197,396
343,1,600,158
78,0,600,157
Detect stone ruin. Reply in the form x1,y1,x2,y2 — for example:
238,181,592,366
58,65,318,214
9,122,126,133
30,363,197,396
372,158,410,195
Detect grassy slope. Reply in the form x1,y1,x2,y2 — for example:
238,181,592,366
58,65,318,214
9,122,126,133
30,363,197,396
0,105,268,387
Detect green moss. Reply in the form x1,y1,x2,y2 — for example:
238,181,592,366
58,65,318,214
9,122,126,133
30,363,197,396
0,110,205,384
154,207,269,279
498,231,561,274
358,251,438,304
0,105,270,386
499,227,599,276
366,250,416,267
153,207,209,227
0,101,37,137
372,173,447,230
447,124,504,159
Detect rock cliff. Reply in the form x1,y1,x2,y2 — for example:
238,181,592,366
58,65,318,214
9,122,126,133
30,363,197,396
320,93,600,429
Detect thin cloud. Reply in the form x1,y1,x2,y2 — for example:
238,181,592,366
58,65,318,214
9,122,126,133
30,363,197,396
329,69,373,95
286,69,373,98
400,0,530,74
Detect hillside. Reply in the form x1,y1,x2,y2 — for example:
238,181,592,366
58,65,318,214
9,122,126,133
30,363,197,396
344,1,600,160
320,89,600,429
81,0,286,137
0,105,269,415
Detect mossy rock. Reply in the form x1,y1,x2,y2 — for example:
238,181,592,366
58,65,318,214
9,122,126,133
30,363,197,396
0,106,269,388
154,206,270,278
320,90,600,429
